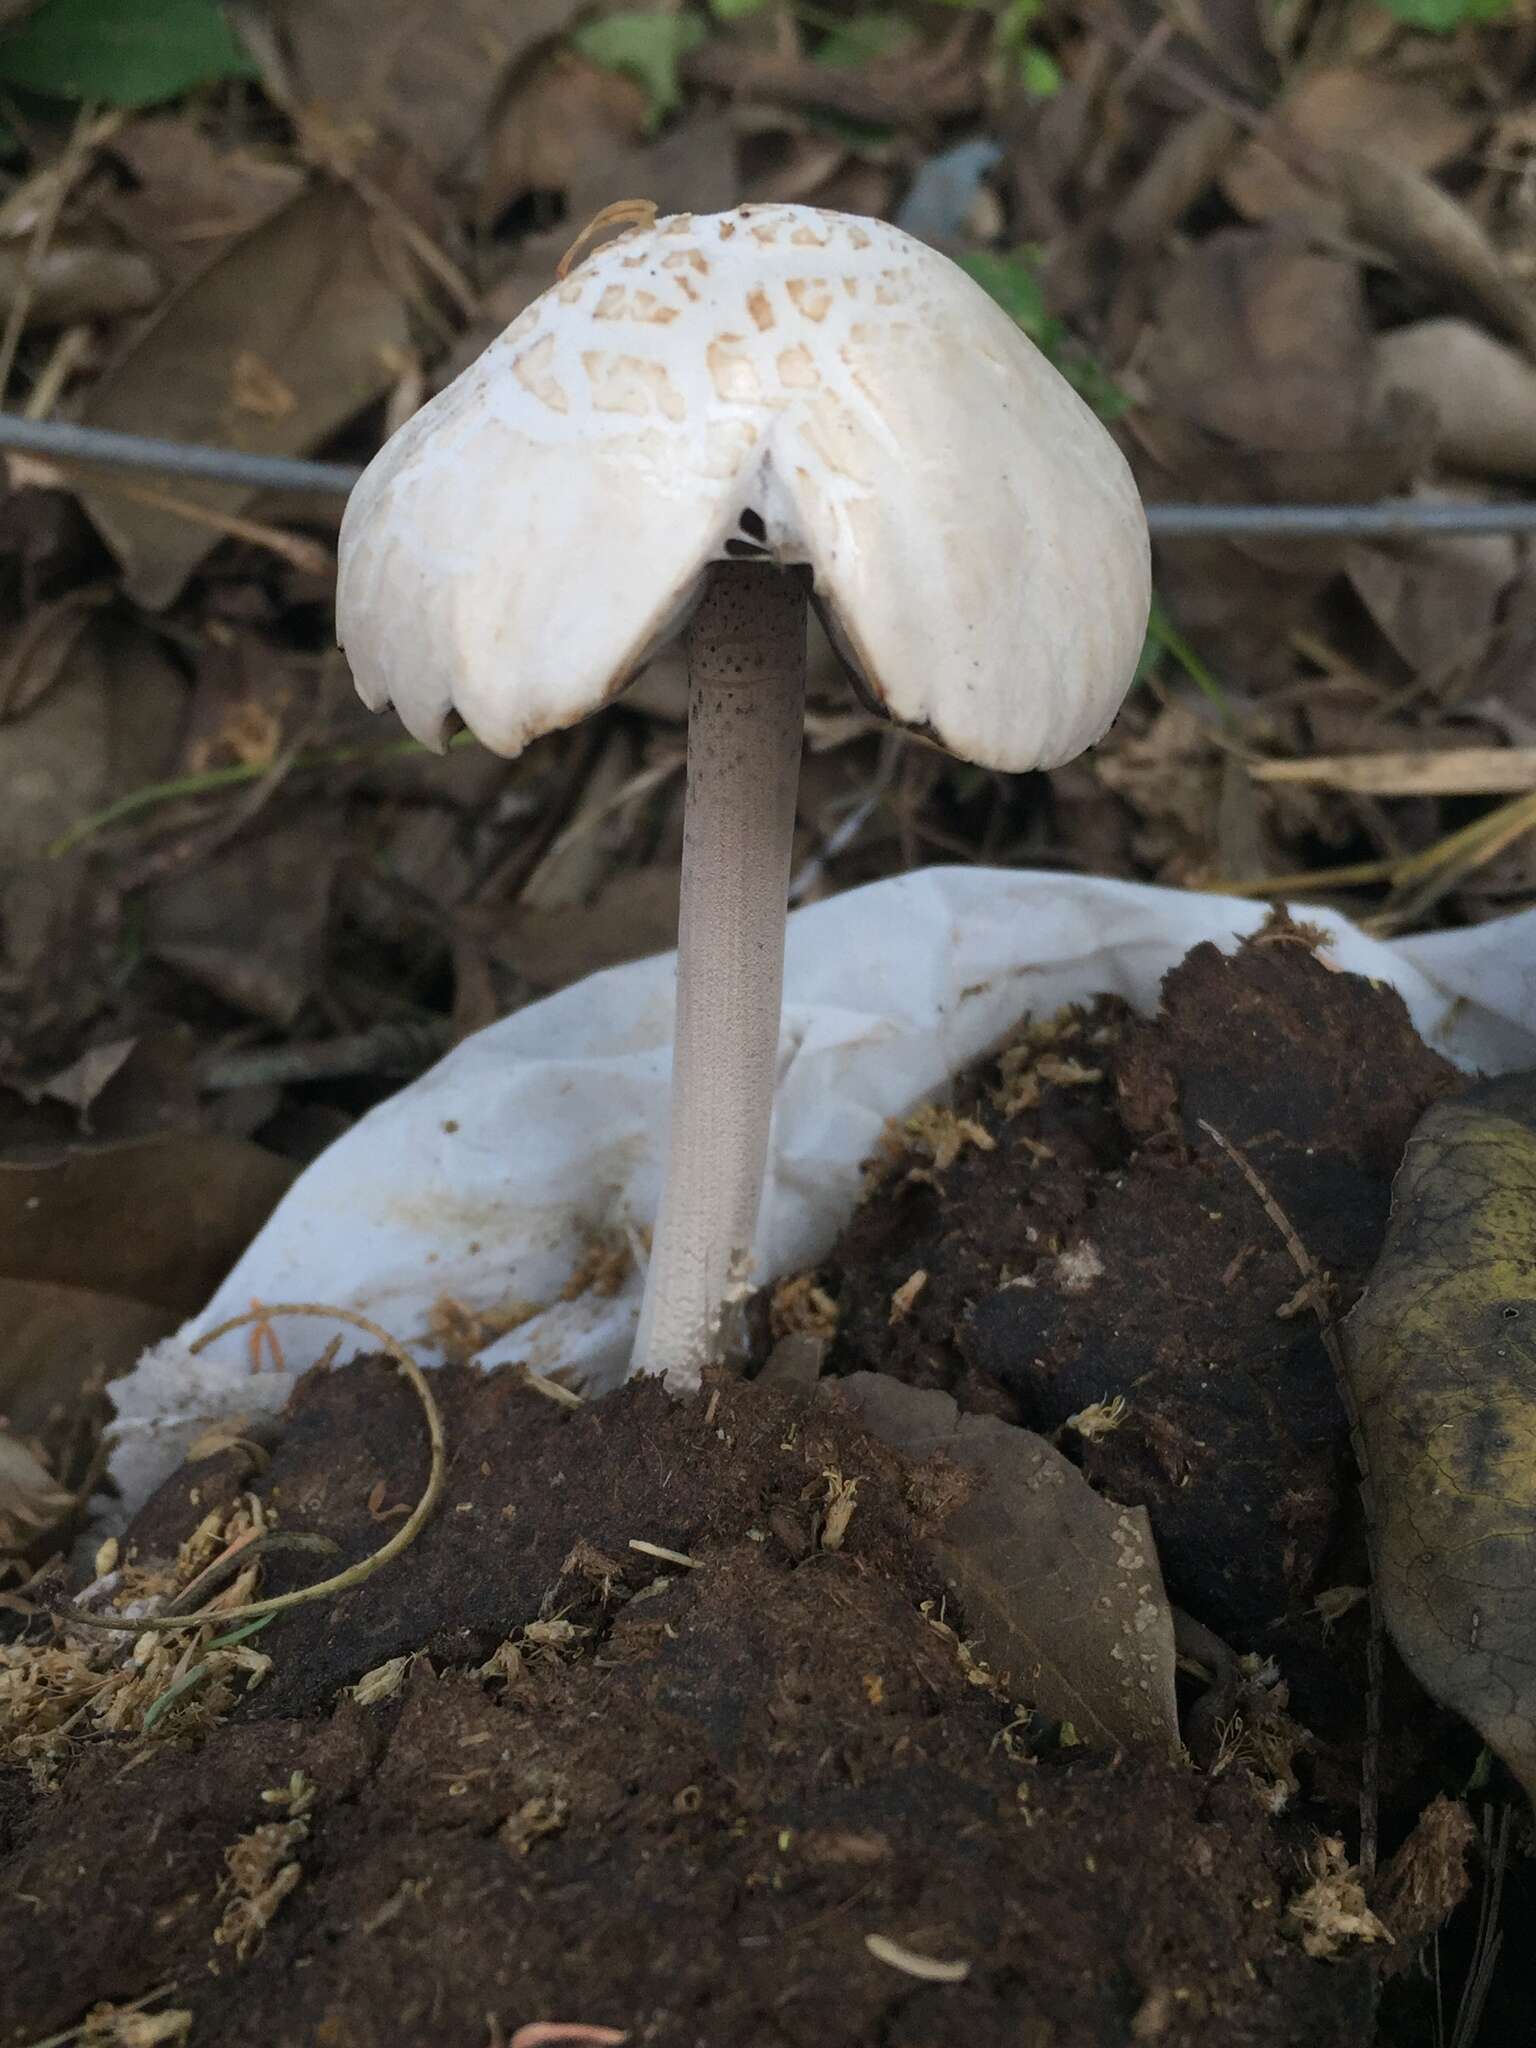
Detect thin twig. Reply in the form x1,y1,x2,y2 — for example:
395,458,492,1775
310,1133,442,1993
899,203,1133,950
0,103,108,404
64,1304,445,1634
1196,1118,1380,1875
202,1018,456,1093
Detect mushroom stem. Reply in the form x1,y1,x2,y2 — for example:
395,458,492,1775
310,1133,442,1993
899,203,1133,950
631,561,808,1391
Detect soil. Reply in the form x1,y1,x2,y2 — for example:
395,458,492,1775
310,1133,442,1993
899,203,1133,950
0,924,1488,2048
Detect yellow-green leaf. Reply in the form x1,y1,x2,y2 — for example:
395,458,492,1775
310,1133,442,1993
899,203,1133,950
1345,1072,1536,1805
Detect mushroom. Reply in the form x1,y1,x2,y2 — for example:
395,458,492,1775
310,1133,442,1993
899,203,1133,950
336,202,1150,1393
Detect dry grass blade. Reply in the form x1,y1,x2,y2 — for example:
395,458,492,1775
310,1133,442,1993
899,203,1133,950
8,455,338,575
1215,790,1536,904
1369,790,1536,933
506,2026,628,2047
863,1932,971,1982
627,1539,699,1569
1252,749,1536,797
1450,1804,1512,2048
0,104,117,402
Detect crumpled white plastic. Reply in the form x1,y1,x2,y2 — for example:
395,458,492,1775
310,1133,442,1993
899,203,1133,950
107,868,1536,1518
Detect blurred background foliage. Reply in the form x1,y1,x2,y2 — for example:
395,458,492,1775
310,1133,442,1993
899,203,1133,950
0,0,1535,1163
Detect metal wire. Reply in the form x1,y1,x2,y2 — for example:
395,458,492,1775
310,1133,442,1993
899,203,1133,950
1148,502,1536,537
5,410,1536,538
0,414,361,495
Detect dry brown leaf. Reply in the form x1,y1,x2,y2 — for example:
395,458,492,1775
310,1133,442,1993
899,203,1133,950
1132,225,1435,688
0,238,158,325
1112,109,1241,252
255,0,591,177
1345,528,1517,683
1141,227,1373,453
0,1427,71,1535
1222,68,1478,228
1332,148,1536,362
349,1654,413,1705
142,816,342,1026
78,183,408,606
475,110,740,355
828,1374,1179,1753
0,580,114,723
1376,319,1536,481
1468,574,1536,738
0,632,113,864
103,117,304,285
478,47,649,229
0,1279,173,1436
1136,218,1437,491
682,17,986,125
0,1134,295,1315
1164,0,1276,97
0,619,188,1053
495,866,682,993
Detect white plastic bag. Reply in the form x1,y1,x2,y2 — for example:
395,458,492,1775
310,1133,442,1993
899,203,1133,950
108,869,1536,1516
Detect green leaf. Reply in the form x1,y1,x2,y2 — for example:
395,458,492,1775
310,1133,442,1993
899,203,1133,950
0,0,256,108
571,9,707,126
960,248,1130,421
958,248,1055,341
804,107,895,147
1063,355,1130,421
813,11,916,64
141,1614,274,1734
1143,597,1230,713
1017,44,1062,96
1375,0,1510,29
709,0,772,14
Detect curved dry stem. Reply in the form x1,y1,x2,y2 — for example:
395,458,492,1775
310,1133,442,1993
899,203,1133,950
66,1303,445,1634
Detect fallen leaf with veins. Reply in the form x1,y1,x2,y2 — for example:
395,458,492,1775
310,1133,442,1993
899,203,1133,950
1345,1071,1536,1805
826,1374,1179,1753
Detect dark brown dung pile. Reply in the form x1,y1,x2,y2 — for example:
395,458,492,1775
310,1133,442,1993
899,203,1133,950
814,919,1454,1639
0,926,1471,2048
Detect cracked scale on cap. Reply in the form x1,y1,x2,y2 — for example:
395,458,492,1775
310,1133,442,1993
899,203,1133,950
337,203,1150,768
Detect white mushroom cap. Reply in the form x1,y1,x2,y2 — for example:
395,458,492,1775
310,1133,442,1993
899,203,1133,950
337,203,1150,771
